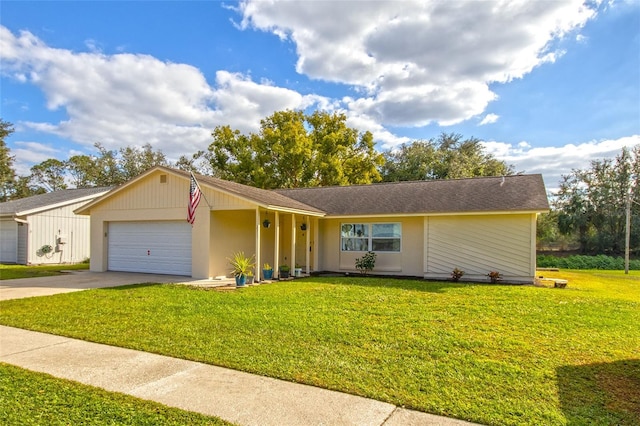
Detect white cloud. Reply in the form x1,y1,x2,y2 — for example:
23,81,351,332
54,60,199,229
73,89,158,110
482,135,640,193
0,26,324,165
11,141,61,176
239,0,598,128
479,113,500,126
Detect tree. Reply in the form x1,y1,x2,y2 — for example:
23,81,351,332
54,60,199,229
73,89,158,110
205,110,384,189
381,133,513,181
30,159,68,192
67,142,168,188
0,119,16,201
555,146,640,254
119,143,168,181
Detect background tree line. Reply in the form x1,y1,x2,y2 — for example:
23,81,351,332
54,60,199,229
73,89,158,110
3,113,638,255
538,146,640,255
0,110,512,198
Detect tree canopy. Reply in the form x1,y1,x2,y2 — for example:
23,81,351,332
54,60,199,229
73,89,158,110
0,119,16,202
554,146,640,254
2,112,520,202
380,133,514,182
181,110,384,189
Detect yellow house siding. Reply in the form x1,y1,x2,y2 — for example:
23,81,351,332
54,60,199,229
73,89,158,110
425,214,535,281
210,210,256,278
318,216,424,276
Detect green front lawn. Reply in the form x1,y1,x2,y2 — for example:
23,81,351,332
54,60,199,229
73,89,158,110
0,271,638,425
0,263,89,280
0,363,231,425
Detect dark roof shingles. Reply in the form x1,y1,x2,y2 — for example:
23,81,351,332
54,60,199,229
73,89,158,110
167,168,325,214
0,187,111,215
275,175,549,216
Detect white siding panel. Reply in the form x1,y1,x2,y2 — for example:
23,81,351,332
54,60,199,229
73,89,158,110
28,200,93,264
108,221,191,276
17,223,28,264
426,214,533,279
0,218,18,263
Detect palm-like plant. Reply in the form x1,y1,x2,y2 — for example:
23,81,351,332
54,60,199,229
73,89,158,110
228,251,255,278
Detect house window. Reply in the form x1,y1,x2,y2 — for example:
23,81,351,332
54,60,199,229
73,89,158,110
341,223,401,252
160,174,167,183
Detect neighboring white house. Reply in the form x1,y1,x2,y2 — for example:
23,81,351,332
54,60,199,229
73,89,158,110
0,187,110,265
76,166,550,283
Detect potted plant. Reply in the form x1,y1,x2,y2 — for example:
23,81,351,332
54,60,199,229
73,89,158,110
227,251,255,287
246,270,255,285
279,264,290,279
294,263,303,277
263,263,273,280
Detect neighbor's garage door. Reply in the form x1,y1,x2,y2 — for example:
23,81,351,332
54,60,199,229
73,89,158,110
0,218,18,263
108,221,192,276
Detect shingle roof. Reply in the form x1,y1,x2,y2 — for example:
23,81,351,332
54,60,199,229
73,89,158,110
275,174,549,216
0,187,111,216
167,168,325,214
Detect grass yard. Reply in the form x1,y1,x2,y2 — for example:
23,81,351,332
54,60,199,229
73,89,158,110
0,270,638,425
0,363,231,425
0,263,89,280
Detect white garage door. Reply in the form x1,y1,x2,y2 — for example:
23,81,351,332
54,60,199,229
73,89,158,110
0,219,18,263
108,221,192,276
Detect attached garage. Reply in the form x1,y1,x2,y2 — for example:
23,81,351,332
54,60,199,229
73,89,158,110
108,221,192,276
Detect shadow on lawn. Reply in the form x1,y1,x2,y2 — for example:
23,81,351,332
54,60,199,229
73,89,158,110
100,283,164,290
306,275,470,293
556,359,640,425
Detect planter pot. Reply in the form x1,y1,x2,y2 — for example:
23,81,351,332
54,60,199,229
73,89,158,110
279,270,290,279
263,269,273,280
294,268,302,277
235,275,247,287
247,276,255,284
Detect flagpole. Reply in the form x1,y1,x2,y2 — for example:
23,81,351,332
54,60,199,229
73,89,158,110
190,172,212,209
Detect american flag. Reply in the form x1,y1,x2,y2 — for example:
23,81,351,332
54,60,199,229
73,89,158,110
187,173,201,225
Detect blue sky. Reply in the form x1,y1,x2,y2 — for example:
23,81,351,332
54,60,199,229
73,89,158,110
1,0,638,191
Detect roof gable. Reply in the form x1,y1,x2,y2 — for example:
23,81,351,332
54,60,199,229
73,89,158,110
276,175,550,216
75,166,324,215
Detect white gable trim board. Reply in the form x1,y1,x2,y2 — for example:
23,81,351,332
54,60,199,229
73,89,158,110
107,221,192,276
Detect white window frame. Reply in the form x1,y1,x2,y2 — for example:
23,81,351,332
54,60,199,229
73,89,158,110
340,222,402,252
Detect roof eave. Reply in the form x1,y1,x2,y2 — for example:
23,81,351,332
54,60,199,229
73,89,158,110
16,190,111,217
322,208,549,219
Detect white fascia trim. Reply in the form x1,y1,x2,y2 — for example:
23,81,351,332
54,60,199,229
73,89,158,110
265,205,325,217
324,210,547,219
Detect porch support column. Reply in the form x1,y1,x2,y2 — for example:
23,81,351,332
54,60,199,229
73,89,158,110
255,208,261,282
291,215,296,274
305,215,310,275
274,211,280,278
312,217,319,273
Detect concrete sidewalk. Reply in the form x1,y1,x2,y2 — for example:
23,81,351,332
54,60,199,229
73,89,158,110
0,325,479,426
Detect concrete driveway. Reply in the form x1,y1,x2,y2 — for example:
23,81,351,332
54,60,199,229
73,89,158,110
0,271,202,301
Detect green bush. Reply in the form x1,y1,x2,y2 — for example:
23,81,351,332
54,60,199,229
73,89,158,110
355,251,376,275
537,254,640,270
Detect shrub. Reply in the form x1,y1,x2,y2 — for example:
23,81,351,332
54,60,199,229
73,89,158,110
451,268,465,282
537,254,640,270
355,251,376,275
487,271,502,284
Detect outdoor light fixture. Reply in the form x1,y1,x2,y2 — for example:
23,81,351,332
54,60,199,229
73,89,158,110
263,219,271,228
300,223,307,231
